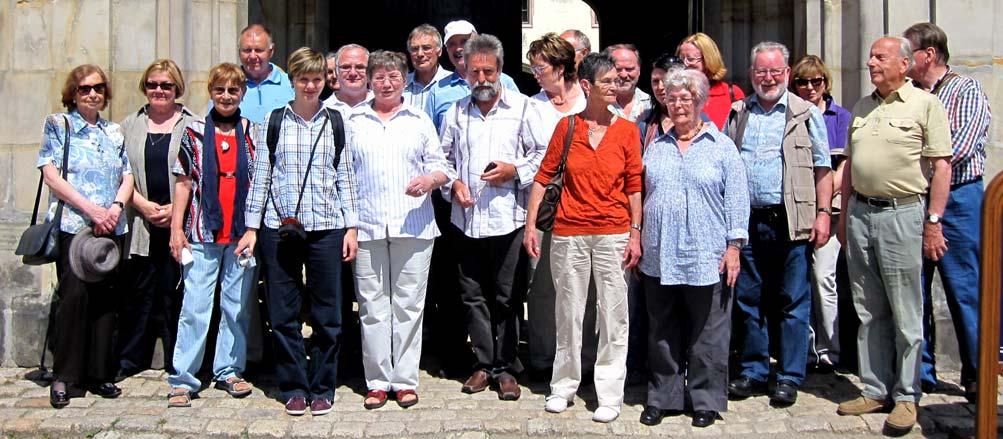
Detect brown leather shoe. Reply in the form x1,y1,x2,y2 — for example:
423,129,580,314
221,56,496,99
496,375,521,401
461,370,490,394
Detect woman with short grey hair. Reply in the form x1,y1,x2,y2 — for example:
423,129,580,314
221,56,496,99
637,68,749,428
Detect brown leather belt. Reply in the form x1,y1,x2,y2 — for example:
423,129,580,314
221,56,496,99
854,192,922,208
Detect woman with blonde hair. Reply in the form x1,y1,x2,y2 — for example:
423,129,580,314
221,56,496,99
676,32,745,129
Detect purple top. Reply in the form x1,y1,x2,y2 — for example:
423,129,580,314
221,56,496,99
822,94,851,157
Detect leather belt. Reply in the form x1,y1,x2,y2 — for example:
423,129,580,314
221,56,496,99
854,192,921,208
220,172,236,179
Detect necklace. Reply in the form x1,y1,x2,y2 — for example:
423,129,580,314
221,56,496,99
148,132,169,148
675,121,704,141
218,127,235,152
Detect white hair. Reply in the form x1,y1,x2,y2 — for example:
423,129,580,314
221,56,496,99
664,69,710,109
750,41,790,66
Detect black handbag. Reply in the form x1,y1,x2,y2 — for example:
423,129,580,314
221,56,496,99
535,115,575,232
16,116,71,265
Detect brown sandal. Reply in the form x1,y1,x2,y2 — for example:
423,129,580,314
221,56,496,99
167,388,191,408
364,389,388,410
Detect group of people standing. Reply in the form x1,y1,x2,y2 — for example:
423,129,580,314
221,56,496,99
32,17,989,435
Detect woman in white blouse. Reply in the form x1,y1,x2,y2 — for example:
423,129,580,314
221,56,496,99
346,50,454,410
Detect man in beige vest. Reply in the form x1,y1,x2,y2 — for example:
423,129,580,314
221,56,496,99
835,36,952,435
724,41,833,408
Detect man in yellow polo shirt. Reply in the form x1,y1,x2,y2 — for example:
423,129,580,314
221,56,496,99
835,36,952,435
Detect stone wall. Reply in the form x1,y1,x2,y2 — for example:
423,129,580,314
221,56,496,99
0,0,247,367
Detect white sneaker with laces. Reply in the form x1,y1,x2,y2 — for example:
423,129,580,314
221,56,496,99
544,395,569,413
592,405,620,423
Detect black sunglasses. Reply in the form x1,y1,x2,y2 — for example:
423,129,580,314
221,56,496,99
77,83,107,95
144,81,176,91
794,77,825,88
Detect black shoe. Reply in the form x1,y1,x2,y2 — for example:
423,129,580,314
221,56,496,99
691,410,717,428
90,383,122,399
728,376,767,399
770,380,798,406
964,382,976,404
920,380,937,394
50,382,69,409
639,406,664,426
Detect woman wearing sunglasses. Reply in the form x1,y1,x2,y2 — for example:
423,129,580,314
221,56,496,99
117,59,198,380
789,55,851,373
38,64,133,408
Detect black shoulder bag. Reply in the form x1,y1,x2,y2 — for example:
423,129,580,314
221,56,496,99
535,115,575,232
16,116,71,265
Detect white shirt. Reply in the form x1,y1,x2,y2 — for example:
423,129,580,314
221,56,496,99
347,102,455,242
609,88,652,122
530,87,587,143
439,90,548,239
404,67,452,113
324,91,374,117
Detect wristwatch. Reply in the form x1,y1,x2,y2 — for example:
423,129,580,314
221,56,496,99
926,213,941,224
817,207,833,215
112,200,125,210
630,223,642,232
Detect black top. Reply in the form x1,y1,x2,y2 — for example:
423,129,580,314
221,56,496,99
144,132,171,206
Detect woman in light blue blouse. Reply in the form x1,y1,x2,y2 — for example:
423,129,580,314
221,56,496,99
38,65,134,408
637,68,749,428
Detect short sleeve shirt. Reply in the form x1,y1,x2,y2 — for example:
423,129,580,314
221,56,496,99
847,80,953,198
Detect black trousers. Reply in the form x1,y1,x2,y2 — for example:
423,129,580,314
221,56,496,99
456,227,528,378
116,227,181,375
52,232,123,384
644,275,731,412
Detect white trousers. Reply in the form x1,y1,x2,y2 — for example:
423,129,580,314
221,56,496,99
549,233,629,408
353,237,434,391
810,227,841,363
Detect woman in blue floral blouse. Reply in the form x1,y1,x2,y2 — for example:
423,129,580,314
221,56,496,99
38,64,134,408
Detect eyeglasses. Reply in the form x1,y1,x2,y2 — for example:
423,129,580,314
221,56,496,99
408,44,437,54
211,86,242,96
371,74,404,85
530,65,550,75
794,77,825,88
77,83,107,95
144,81,175,91
665,97,694,105
752,68,787,78
593,79,617,88
682,56,703,64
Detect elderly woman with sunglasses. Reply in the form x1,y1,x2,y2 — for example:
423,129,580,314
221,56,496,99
166,63,258,407
638,68,749,428
345,50,453,410
38,64,134,408
789,55,852,371
117,59,199,379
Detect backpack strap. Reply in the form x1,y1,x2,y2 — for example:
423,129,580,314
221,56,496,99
266,107,285,165
325,108,346,167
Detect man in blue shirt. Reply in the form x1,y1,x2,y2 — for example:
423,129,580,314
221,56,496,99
425,20,520,131
723,41,833,407
236,24,294,124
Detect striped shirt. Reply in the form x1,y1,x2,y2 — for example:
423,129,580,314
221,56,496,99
346,103,455,241
440,89,548,239
173,118,258,243
245,105,359,231
930,68,991,185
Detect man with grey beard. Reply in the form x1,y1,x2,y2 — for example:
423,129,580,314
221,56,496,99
438,34,547,401
724,41,832,408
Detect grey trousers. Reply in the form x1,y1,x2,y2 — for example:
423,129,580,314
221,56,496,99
644,276,731,412
846,196,924,403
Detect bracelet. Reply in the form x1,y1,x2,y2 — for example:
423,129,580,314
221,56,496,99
630,223,642,232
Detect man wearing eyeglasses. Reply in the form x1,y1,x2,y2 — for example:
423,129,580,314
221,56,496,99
403,24,452,112
724,41,832,408
235,24,294,124
559,29,591,69
324,44,374,115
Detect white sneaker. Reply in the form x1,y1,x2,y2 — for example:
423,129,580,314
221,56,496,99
544,395,569,413
592,405,620,423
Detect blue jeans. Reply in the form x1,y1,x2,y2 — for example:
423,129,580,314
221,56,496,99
921,179,983,386
168,242,255,391
734,207,812,385
259,227,345,401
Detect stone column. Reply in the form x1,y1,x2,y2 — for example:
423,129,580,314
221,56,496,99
0,0,247,368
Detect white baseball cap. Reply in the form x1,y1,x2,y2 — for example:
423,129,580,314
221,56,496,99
443,20,477,45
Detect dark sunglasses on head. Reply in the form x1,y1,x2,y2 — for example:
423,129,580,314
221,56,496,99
77,83,107,95
144,81,176,91
794,77,825,88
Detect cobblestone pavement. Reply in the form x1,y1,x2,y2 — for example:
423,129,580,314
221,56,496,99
0,366,995,438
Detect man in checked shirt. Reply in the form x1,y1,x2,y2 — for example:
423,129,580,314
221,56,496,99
904,22,992,403
439,34,547,401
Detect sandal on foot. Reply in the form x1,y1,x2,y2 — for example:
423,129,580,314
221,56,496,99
215,376,252,398
167,388,191,408
396,389,419,408
364,389,388,410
